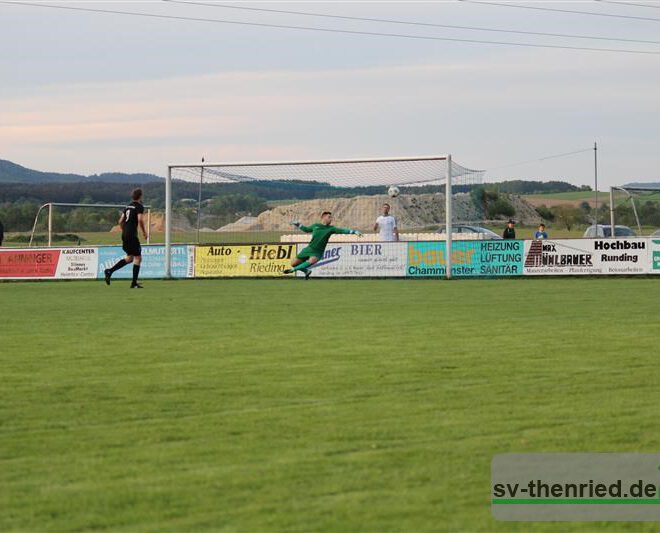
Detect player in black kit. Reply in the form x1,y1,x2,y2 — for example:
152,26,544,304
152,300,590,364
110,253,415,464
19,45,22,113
104,188,148,288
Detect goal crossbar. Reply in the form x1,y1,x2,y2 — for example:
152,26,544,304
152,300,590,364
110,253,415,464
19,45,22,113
168,155,449,170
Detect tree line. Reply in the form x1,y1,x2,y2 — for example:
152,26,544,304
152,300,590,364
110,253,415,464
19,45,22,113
0,179,593,235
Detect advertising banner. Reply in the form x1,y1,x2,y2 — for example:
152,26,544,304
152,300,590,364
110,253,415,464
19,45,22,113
524,238,649,276
97,245,194,279
195,244,294,277
407,240,524,277
55,247,98,279
650,239,660,274
0,249,61,278
296,242,407,277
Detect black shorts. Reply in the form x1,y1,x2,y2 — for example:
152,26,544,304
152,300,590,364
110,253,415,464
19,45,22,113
122,236,141,257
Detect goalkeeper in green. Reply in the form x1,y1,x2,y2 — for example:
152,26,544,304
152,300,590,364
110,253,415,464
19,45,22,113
284,211,362,278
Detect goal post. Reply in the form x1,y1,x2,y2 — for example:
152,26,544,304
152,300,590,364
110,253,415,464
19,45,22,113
165,154,483,278
608,185,660,237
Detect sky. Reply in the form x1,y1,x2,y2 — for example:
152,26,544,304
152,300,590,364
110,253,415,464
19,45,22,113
1,0,659,188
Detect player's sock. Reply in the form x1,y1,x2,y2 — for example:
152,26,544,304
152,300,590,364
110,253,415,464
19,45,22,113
131,264,141,285
303,268,312,279
290,260,312,272
108,259,127,274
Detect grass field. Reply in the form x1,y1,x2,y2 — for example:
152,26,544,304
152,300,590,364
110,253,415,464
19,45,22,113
1,278,659,531
527,191,611,202
526,190,660,208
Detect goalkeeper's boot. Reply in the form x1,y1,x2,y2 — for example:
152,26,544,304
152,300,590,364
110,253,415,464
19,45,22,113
283,268,294,275
130,282,144,289
104,269,111,285
303,268,312,280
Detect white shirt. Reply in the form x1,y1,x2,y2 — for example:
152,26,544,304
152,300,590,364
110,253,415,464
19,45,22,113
376,215,397,241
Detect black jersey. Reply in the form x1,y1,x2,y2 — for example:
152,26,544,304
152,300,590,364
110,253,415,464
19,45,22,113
502,227,516,239
122,201,144,240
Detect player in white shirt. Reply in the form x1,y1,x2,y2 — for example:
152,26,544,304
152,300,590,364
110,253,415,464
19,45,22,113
374,203,399,242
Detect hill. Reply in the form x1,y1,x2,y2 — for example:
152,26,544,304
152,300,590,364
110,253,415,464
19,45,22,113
624,182,660,190
0,159,162,184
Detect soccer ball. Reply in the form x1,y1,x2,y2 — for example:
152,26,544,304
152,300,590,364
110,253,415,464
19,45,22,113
388,186,400,198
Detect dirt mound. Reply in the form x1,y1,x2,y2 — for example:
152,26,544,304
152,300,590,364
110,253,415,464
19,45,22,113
231,193,541,231
217,216,259,232
505,195,544,225
109,195,542,233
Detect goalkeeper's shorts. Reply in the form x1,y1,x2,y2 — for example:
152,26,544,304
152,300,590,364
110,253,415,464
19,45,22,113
297,246,323,260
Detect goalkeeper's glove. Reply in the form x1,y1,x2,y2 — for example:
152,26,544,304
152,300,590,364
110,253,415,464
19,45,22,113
352,230,363,237
290,221,301,228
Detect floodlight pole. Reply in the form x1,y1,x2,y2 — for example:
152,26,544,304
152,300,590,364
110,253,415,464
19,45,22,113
594,142,598,226
165,166,172,278
445,154,453,280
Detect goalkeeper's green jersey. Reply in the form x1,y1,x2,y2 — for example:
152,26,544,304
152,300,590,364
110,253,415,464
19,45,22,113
299,223,353,254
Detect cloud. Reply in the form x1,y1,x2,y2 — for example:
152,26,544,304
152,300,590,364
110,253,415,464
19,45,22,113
1,57,658,184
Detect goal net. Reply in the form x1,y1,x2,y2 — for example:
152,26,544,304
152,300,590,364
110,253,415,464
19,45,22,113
166,155,484,277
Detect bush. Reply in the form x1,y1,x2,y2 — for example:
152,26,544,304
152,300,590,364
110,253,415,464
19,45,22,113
6,233,85,244
552,206,587,231
535,204,555,221
487,197,515,219
471,187,514,219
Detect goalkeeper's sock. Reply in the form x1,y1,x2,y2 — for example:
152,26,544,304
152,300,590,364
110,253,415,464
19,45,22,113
290,260,312,272
131,264,141,285
108,259,127,274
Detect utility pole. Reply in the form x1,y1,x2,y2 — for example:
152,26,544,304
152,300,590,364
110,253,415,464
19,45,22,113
593,142,598,226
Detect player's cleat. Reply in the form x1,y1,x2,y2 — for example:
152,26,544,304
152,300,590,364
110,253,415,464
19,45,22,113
283,268,294,274
303,268,312,279
104,269,111,285
130,283,144,289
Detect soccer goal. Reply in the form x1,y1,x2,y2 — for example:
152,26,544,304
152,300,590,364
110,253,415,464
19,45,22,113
607,185,660,236
28,202,152,247
165,155,484,278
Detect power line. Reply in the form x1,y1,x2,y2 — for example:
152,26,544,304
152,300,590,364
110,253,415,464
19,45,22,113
596,0,660,10
489,148,593,172
2,1,660,55
463,0,660,23
163,0,660,46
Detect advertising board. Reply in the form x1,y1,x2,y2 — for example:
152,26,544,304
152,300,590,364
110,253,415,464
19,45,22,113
407,240,524,277
195,244,294,277
0,249,61,278
297,242,407,277
523,239,649,275
97,245,193,279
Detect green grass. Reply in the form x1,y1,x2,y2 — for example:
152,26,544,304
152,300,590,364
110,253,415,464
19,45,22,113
1,279,658,531
526,191,611,201
527,191,660,203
